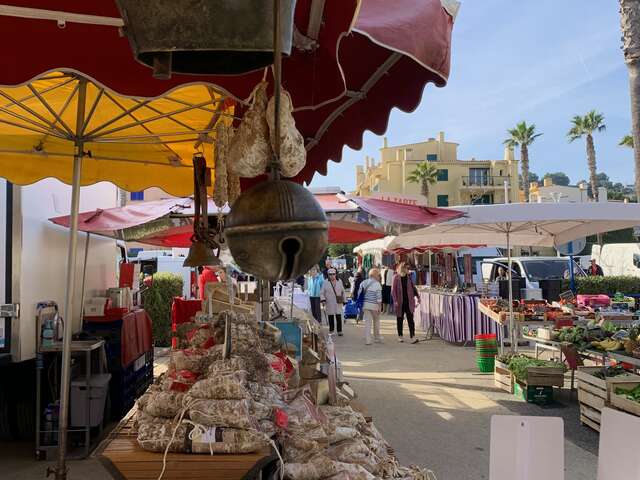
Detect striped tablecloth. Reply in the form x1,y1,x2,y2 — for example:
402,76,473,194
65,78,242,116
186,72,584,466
418,289,500,344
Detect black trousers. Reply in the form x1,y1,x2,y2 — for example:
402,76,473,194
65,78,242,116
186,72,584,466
397,304,415,338
310,297,322,323
328,314,343,333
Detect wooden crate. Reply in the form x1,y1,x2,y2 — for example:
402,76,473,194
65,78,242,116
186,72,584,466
609,381,640,417
524,366,565,387
494,360,513,393
576,366,640,404
580,405,601,433
514,382,554,405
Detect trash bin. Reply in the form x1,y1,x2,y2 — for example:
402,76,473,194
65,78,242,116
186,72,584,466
70,373,111,427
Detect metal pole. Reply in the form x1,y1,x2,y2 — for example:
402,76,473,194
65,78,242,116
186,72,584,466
567,241,576,294
79,232,91,324
506,226,516,353
504,180,509,204
51,78,87,480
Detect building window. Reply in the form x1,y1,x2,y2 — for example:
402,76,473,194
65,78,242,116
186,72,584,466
437,194,449,207
472,194,493,205
468,168,489,186
130,191,144,201
437,169,448,181
426,154,438,161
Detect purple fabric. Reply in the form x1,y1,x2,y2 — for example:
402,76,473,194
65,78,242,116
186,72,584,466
419,290,499,344
392,274,417,317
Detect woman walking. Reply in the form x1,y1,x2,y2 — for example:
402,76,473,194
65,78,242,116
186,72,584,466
351,267,365,323
359,268,383,345
306,265,324,323
320,268,346,335
392,262,420,343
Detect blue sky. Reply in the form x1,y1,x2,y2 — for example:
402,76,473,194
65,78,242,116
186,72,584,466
309,0,634,190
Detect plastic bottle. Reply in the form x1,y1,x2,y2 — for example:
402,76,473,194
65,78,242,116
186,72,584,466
41,319,54,347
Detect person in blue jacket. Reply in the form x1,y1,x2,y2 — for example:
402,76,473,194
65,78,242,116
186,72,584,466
306,265,324,323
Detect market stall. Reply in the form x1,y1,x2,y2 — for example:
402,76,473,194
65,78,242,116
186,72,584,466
418,289,499,344
0,0,462,478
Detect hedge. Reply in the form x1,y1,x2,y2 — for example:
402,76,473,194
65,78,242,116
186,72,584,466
142,272,184,347
561,276,640,295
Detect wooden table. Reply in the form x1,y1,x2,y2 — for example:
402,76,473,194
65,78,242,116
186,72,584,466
96,412,278,480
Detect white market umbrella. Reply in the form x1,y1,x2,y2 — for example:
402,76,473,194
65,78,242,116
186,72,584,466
390,202,640,350
353,236,396,265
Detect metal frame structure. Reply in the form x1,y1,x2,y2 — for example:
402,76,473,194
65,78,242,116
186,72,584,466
0,71,230,479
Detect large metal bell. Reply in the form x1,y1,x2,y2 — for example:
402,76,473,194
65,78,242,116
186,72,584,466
225,180,328,281
116,0,296,77
183,239,220,268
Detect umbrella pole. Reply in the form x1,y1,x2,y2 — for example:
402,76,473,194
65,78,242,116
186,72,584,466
79,232,91,324
506,226,516,353
52,78,87,480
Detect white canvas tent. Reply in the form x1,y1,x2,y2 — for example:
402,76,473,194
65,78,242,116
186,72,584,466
390,202,640,350
353,236,396,264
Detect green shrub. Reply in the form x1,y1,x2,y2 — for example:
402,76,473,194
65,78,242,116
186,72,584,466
561,276,640,295
142,272,184,347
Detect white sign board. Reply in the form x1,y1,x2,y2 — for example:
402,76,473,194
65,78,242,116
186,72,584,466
597,408,640,480
490,415,564,480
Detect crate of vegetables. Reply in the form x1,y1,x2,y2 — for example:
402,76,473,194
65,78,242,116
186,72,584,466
508,356,565,387
494,355,514,393
576,366,640,404
610,382,640,417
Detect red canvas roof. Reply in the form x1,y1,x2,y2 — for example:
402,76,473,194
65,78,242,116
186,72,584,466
0,0,457,184
349,197,464,225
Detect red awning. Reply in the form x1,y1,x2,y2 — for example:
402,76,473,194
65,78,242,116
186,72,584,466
348,197,464,225
328,220,385,244
49,198,385,247
392,244,485,254
0,0,457,184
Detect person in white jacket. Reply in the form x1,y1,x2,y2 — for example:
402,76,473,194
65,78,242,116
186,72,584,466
320,268,346,335
358,268,383,345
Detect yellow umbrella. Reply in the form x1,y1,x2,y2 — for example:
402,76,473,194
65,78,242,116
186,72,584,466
0,71,232,195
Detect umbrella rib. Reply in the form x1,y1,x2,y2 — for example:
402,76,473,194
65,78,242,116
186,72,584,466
83,99,151,138
305,52,402,151
27,83,75,137
89,129,219,142
82,88,105,133
0,118,66,138
0,106,67,138
86,99,214,140
129,97,198,133
100,91,182,160
194,91,226,149
0,89,68,136
2,77,75,110
0,148,194,167
163,95,218,114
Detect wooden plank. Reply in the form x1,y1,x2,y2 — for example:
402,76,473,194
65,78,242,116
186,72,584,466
525,373,565,387
580,403,602,424
577,379,607,400
610,381,640,417
578,387,606,411
580,414,601,432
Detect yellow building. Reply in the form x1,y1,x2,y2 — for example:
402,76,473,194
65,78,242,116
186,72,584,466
355,132,520,206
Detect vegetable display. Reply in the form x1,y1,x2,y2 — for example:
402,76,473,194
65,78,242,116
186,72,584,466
615,384,640,403
591,365,629,380
508,356,566,384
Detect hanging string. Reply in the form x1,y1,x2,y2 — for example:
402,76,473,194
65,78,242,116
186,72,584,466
270,0,283,181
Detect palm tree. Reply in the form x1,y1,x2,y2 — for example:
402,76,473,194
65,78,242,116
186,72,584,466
503,121,542,202
620,0,640,200
620,134,634,148
407,161,439,205
567,110,606,201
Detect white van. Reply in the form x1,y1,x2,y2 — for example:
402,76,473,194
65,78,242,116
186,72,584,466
592,243,640,277
481,256,586,289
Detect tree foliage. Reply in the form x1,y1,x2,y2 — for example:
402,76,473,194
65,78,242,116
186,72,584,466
142,272,184,347
620,134,634,148
406,161,439,203
543,172,571,186
504,121,542,201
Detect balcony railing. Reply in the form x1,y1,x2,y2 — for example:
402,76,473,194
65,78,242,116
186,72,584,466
460,176,511,188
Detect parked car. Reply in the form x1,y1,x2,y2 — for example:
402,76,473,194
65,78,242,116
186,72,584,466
481,256,586,289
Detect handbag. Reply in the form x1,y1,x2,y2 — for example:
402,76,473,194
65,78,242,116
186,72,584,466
355,281,370,311
329,280,345,305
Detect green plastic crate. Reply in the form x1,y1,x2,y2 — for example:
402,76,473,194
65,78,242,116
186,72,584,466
514,381,554,405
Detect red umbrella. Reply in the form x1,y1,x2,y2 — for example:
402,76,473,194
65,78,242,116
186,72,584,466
0,0,458,183
348,196,465,225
